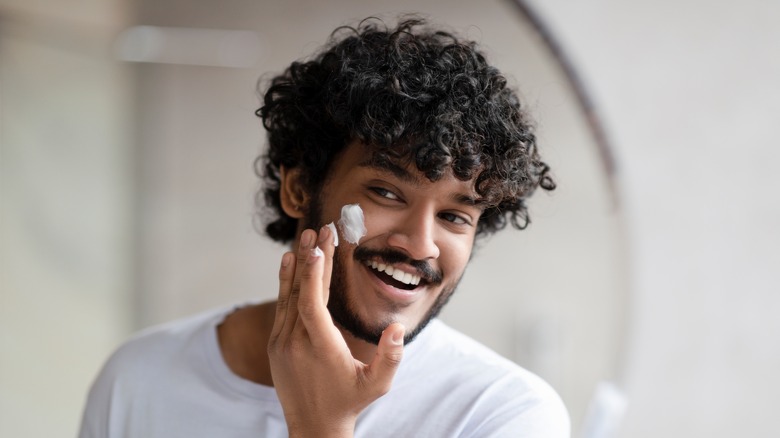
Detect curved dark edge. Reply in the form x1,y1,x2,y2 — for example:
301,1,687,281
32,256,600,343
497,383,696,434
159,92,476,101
507,0,630,389
507,0,620,207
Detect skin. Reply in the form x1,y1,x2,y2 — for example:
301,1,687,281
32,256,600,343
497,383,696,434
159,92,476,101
217,141,483,436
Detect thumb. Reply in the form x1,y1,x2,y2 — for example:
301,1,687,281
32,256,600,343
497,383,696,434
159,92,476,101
365,323,405,394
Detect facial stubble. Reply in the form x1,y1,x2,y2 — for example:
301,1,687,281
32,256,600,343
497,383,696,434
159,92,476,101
305,197,462,346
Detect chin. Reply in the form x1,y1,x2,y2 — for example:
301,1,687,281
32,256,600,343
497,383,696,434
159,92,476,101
328,282,455,346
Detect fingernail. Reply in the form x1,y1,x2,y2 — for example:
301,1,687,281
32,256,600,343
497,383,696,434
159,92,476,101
391,328,404,345
318,225,330,244
301,230,314,248
281,253,293,267
326,222,339,247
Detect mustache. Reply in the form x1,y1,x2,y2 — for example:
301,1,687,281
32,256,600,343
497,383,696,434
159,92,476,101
353,246,443,285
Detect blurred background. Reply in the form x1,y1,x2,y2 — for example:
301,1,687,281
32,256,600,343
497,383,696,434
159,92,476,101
0,0,777,437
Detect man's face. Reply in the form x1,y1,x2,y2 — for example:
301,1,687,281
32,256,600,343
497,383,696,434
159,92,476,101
306,141,482,345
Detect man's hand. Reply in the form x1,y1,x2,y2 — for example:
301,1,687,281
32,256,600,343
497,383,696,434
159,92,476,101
267,226,405,438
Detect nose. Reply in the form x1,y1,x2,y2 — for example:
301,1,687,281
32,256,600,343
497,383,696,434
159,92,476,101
386,208,440,261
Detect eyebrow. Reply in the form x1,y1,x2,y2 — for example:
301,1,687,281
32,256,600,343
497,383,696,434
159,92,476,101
359,156,419,185
358,157,486,208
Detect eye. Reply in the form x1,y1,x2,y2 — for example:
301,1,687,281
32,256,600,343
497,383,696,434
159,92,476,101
439,212,470,226
370,187,401,201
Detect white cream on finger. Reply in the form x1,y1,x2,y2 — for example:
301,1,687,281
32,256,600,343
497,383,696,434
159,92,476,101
326,222,339,247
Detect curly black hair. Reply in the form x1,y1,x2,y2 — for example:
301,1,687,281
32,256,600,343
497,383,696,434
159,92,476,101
255,17,554,243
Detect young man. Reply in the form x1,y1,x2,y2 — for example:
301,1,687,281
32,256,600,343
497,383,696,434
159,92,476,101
80,17,569,437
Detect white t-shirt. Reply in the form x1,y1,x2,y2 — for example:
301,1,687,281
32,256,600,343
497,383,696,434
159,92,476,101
79,305,569,437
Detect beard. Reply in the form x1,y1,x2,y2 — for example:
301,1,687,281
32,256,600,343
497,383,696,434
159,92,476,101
328,246,459,345
305,198,462,345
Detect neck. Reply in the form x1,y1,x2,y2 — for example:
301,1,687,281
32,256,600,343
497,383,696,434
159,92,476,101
217,301,379,386
336,325,379,365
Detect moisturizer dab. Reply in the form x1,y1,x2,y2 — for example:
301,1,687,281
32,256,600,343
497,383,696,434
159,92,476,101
326,222,339,247
338,203,367,245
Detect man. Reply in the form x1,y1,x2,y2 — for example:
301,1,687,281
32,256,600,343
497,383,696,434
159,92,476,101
80,17,569,437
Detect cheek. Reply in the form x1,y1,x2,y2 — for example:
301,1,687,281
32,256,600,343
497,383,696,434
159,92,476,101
443,245,471,276
360,205,395,239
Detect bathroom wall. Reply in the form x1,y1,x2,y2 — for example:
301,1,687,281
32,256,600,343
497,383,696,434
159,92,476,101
6,1,773,437
527,1,780,436
0,0,133,436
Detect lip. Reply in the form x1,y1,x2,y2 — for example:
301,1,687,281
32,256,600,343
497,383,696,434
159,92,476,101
360,262,424,305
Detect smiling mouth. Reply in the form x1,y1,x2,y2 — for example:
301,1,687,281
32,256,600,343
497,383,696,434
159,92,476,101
364,260,422,291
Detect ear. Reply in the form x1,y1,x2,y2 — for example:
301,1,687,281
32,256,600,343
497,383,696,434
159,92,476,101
279,166,309,219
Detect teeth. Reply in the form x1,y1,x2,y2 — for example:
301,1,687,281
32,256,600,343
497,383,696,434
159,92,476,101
366,261,421,286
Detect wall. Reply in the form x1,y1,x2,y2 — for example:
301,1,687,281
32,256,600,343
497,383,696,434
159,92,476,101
7,0,748,436
0,1,133,436
527,1,780,436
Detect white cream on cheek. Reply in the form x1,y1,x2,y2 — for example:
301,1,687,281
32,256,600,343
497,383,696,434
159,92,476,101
337,203,367,245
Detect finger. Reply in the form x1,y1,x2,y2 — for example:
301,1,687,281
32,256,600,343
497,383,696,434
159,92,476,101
295,238,334,336
270,252,296,339
317,225,336,304
365,323,405,395
285,229,318,332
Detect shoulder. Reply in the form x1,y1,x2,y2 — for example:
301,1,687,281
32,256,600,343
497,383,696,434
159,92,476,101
409,319,535,380
101,306,229,377
402,320,570,437
84,306,234,406
79,306,235,437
